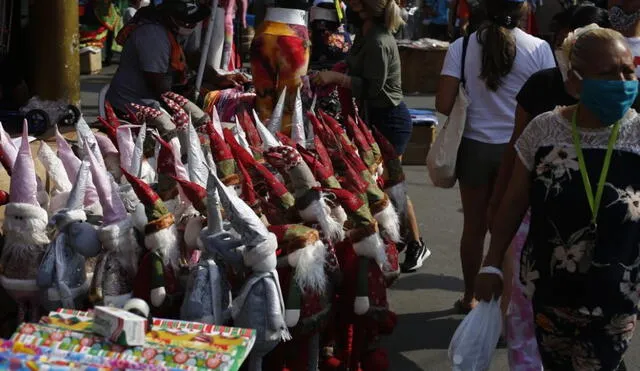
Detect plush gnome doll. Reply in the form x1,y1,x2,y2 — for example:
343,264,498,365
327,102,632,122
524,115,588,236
0,126,50,323
209,170,290,371
37,161,101,310
87,145,141,308
264,223,330,371
324,187,396,371
318,110,401,244
123,168,182,317
180,173,234,324
264,145,345,244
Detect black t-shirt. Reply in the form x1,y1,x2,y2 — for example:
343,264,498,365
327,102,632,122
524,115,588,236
516,67,577,119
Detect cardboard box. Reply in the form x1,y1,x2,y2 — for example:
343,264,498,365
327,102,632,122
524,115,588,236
92,306,147,346
80,50,102,75
403,124,436,166
399,47,447,94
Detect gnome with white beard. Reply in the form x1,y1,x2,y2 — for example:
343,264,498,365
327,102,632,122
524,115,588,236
87,145,141,308
123,168,182,317
264,145,345,244
264,223,330,371
209,170,290,371
0,127,50,323
37,161,101,310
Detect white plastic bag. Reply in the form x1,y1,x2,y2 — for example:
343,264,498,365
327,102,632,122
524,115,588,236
426,85,468,188
448,299,502,371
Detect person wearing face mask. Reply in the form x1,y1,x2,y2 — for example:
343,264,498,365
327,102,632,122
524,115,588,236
486,5,611,370
609,0,640,76
106,0,247,115
476,25,640,370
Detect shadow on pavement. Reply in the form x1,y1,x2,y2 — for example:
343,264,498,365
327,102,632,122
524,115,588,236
387,351,425,371
391,273,464,292
385,309,462,351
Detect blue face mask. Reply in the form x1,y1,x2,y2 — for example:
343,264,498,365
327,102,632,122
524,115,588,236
580,78,639,125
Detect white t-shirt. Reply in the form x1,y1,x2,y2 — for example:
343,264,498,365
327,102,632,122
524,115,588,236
441,28,556,144
625,37,640,77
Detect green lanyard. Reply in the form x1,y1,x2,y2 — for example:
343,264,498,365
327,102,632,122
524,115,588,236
570,108,621,227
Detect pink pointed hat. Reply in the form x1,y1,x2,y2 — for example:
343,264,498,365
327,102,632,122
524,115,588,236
0,121,17,163
10,121,38,205
55,126,101,208
95,132,119,158
116,125,135,172
85,138,128,226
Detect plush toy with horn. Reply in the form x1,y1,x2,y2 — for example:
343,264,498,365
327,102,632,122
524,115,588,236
210,169,290,371
37,161,101,310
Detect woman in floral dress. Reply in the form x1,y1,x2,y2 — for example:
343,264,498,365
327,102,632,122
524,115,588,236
475,26,640,370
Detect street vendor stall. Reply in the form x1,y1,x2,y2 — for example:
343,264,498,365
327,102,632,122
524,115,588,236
397,37,449,95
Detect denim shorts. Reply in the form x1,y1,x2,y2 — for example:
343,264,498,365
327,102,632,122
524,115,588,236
367,101,413,156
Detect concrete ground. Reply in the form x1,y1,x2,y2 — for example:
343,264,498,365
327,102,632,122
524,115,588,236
1,66,638,369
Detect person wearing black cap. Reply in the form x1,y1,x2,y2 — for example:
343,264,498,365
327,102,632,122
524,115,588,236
106,0,247,114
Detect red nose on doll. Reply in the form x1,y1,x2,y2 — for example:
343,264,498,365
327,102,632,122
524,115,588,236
0,190,8,206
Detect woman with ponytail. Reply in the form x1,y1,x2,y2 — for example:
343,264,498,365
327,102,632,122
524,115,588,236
436,0,555,314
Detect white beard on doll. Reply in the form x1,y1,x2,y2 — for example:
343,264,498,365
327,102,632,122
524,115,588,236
298,198,345,244
145,224,181,272
4,214,50,247
288,240,328,294
98,218,140,280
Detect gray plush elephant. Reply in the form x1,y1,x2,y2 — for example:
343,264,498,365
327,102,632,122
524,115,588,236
37,161,101,311
209,170,290,371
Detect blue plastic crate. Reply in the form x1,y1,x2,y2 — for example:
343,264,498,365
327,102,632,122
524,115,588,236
246,14,256,27
408,108,438,126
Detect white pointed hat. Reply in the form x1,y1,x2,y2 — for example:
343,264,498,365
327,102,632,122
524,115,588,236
266,86,287,134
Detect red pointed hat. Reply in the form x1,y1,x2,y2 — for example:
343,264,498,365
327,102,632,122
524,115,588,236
237,106,262,149
207,123,235,162
154,134,178,178
230,134,294,203
96,116,119,149
104,101,121,128
173,175,207,214
345,115,371,153
276,132,296,148
373,126,399,162
307,112,340,153
297,145,336,186
312,134,333,174
235,154,260,210
318,110,346,138
335,151,369,195
122,167,174,233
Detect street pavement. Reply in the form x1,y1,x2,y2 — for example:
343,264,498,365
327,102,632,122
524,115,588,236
72,69,640,370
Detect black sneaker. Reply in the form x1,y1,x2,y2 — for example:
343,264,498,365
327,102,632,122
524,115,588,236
401,238,431,273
